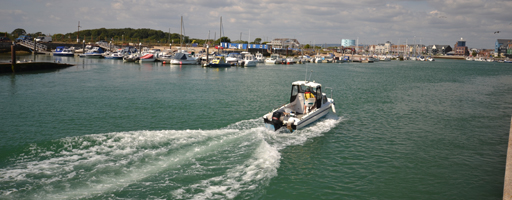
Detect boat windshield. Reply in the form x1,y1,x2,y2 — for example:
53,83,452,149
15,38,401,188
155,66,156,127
172,53,187,60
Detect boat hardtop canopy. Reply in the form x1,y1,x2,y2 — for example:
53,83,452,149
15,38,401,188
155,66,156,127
292,81,322,88
173,53,189,60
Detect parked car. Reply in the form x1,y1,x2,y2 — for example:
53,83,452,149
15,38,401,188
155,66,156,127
35,36,52,43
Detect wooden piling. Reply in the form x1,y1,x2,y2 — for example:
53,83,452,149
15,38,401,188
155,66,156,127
504,116,512,200
11,44,16,73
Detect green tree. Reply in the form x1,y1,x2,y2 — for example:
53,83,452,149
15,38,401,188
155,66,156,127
253,38,262,44
11,28,26,37
215,36,231,44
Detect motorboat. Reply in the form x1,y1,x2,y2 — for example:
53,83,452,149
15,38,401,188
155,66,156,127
255,52,265,63
379,56,391,61
80,47,105,58
170,51,199,65
427,57,435,61
123,54,140,62
322,55,334,63
225,53,241,65
265,54,283,64
314,55,323,63
106,46,138,59
298,55,311,63
241,54,258,67
104,52,124,59
205,56,231,68
53,46,75,56
285,57,296,64
263,76,335,132
137,54,155,62
368,57,379,62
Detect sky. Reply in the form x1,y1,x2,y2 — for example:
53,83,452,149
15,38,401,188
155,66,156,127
1,0,511,49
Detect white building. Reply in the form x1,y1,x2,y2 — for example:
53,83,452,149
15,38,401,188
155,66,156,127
268,38,300,49
371,41,391,54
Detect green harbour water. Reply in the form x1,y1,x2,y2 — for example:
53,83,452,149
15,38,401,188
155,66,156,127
0,55,511,199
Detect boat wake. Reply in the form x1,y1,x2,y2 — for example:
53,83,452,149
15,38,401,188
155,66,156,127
0,114,342,199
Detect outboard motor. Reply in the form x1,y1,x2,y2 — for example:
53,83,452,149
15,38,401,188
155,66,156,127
271,111,283,130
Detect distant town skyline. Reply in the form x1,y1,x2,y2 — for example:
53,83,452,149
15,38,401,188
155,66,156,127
1,0,511,49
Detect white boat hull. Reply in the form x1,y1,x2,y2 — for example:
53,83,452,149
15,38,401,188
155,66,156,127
169,59,198,65
263,99,334,132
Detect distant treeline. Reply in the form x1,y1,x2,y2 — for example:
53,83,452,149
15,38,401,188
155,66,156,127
0,28,268,45
3,28,267,46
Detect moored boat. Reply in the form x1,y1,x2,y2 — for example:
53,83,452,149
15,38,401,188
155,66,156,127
53,46,75,56
138,54,155,62
255,52,265,63
80,47,105,58
241,54,257,67
265,54,283,64
262,73,335,132
170,51,199,65
205,56,231,68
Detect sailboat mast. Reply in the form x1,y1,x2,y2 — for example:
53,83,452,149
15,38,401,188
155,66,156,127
180,16,183,47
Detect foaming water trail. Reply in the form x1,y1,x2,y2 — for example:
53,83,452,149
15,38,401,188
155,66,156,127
0,115,342,199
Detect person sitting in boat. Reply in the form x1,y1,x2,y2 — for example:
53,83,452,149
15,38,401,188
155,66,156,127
304,88,315,100
304,88,316,113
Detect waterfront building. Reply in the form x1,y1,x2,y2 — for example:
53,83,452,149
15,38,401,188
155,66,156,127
478,49,494,57
341,39,355,47
390,45,408,54
407,44,425,55
508,44,512,58
268,38,300,49
426,45,452,55
220,42,268,50
373,41,391,54
453,38,469,56
495,39,512,57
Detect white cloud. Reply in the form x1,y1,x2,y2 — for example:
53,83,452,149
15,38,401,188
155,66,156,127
0,0,511,48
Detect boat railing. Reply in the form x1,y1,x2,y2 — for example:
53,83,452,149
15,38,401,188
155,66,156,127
324,87,334,99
